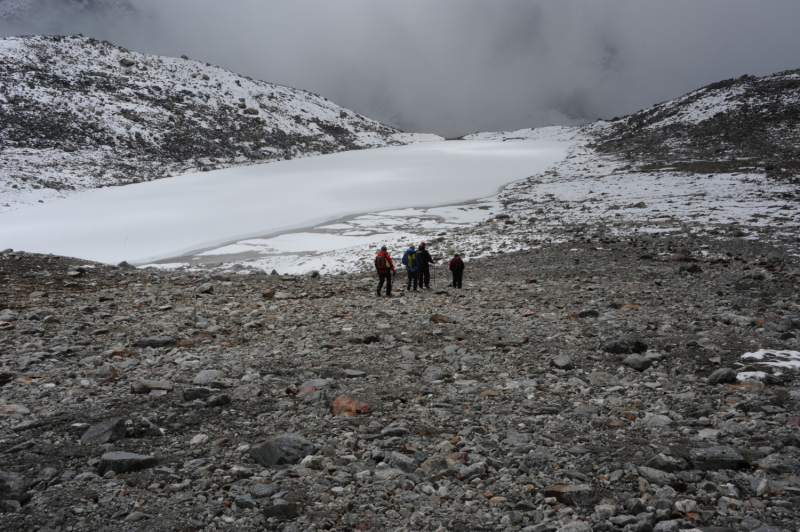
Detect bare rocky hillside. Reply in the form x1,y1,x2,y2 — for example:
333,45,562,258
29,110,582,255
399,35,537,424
589,70,800,179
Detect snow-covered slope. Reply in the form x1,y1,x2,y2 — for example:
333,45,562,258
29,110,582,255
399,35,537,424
0,34,441,210
589,69,800,176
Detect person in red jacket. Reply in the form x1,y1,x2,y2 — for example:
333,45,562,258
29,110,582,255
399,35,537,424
374,246,395,297
449,253,465,289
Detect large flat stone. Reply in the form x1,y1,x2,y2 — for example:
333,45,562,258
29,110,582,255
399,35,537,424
689,446,746,471
80,418,126,445
99,452,157,474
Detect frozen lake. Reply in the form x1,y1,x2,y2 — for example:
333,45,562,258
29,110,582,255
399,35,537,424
0,139,569,264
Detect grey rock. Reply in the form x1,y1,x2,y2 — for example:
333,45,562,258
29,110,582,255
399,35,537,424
643,453,689,472
388,452,418,473
130,379,173,394
652,521,679,532
588,372,619,386
133,336,174,348
381,422,409,437
250,483,277,499
250,441,281,467
0,471,30,501
196,283,215,294
610,515,638,526
298,378,328,390
421,455,448,475
36,467,59,481
625,498,646,514
421,365,446,382
637,466,677,486
206,394,231,407
756,453,800,475
453,462,486,481
689,446,746,471
80,418,126,445
551,355,573,370
99,452,157,474
193,369,224,385
559,484,595,507
707,368,737,385
183,388,211,401
623,354,652,371
556,520,592,532
250,433,314,467
234,495,258,509
263,499,299,519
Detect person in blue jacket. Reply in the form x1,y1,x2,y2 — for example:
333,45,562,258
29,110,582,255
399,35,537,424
401,245,420,291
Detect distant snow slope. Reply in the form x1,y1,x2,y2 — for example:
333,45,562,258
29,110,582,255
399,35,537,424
0,140,568,264
0,35,441,211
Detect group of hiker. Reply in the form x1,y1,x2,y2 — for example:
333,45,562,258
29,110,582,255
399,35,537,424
374,242,465,297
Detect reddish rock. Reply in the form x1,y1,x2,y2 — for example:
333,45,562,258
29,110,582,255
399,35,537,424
262,288,275,299
482,490,494,499
446,452,467,466
545,485,569,501
430,314,450,324
330,395,371,417
786,416,800,427
285,384,298,395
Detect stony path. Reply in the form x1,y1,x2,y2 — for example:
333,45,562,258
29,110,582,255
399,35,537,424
1,237,798,532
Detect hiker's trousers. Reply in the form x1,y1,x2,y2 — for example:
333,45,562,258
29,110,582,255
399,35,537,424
377,272,392,295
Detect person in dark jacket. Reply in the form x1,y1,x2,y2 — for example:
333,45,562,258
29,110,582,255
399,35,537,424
416,242,435,290
401,245,420,291
449,253,465,288
374,246,395,297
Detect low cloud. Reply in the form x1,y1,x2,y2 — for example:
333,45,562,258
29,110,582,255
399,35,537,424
2,0,799,137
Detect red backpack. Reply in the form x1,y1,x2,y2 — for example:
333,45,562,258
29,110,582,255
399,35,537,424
450,257,464,271
375,254,390,271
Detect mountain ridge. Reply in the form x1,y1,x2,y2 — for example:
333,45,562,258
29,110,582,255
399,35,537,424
0,34,441,210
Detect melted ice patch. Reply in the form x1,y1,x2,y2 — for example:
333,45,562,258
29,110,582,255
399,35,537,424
737,349,800,380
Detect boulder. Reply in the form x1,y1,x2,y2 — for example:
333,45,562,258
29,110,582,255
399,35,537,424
707,368,737,385
689,446,747,471
250,433,315,467
80,418,126,445
637,466,677,485
99,452,157,474
133,336,174,348
643,453,689,472
756,453,800,475
623,354,652,371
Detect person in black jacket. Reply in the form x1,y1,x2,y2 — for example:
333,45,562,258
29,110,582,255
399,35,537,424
417,242,435,290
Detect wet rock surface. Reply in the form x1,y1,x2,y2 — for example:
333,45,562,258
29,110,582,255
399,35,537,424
0,241,798,531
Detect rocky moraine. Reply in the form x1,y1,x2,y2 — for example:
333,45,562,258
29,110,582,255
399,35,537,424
0,231,798,531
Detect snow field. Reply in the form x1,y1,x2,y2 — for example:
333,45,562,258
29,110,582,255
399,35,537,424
0,139,569,265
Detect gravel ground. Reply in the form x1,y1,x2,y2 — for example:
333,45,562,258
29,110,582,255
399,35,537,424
1,232,798,532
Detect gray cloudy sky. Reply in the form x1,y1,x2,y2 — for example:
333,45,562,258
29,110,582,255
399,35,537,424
3,0,800,137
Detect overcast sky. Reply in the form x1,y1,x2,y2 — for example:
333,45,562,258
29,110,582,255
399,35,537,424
2,0,800,137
